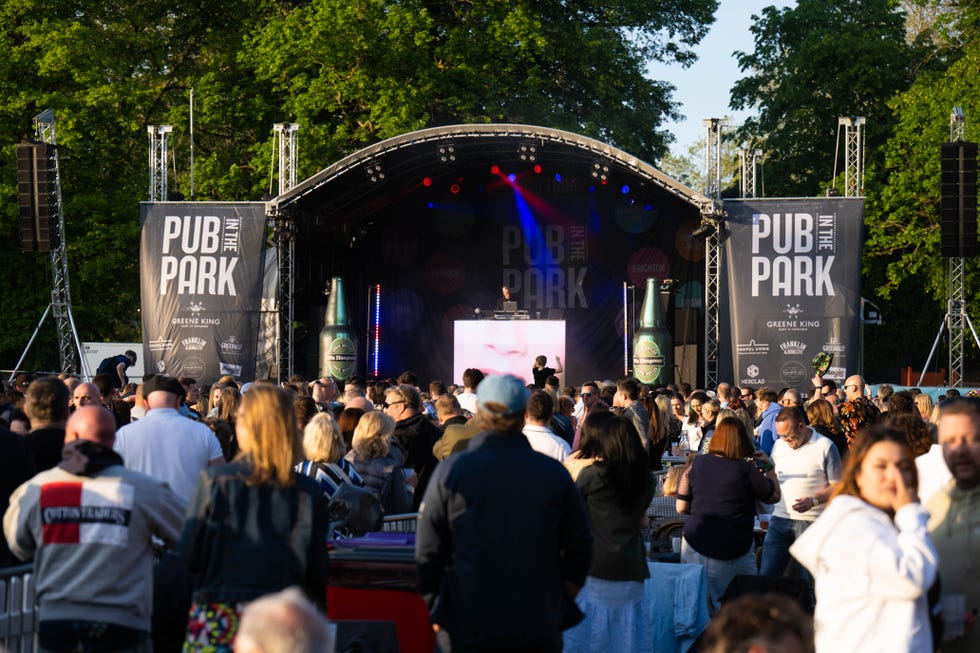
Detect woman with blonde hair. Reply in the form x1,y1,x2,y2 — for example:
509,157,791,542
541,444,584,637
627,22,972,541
806,398,848,461
178,385,329,652
296,412,363,499
345,410,414,508
914,393,934,423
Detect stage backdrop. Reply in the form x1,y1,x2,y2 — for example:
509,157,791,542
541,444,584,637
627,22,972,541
139,202,268,385
295,170,706,386
722,198,864,394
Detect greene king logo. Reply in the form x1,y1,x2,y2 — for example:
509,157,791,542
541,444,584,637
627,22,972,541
187,302,205,314
784,304,803,318
181,337,207,351
780,340,807,356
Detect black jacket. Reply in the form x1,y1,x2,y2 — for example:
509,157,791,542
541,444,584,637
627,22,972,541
393,412,441,509
177,459,330,606
416,432,593,647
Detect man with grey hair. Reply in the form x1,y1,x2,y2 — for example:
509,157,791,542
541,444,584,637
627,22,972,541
234,587,333,653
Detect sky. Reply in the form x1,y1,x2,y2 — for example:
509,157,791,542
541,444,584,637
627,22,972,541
648,1,795,158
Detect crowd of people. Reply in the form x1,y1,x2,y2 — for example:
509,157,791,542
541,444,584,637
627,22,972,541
0,363,978,653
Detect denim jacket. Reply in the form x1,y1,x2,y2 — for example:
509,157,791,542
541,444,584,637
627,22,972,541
177,459,330,606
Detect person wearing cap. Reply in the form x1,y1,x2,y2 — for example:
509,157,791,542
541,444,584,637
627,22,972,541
113,375,224,507
416,374,593,652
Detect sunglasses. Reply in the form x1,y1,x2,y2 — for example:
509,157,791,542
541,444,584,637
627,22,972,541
580,392,595,398
383,400,406,409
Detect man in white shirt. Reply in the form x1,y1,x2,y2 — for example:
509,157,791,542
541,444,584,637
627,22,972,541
523,390,570,462
114,375,224,507
456,368,484,416
759,406,842,598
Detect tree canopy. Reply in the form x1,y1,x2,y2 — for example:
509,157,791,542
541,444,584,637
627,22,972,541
0,0,718,371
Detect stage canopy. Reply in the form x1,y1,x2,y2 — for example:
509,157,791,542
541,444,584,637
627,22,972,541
268,124,719,386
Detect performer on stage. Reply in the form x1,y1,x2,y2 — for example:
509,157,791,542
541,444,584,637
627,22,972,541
496,286,519,311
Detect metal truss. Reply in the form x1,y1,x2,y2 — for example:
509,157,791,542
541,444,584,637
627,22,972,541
148,125,172,201
740,148,762,198
838,117,865,198
20,110,85,376
274,123,300,195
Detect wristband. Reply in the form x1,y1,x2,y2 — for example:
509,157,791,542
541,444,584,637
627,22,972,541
811,495,821,506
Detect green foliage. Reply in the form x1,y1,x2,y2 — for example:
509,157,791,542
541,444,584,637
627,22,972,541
730,0,916,197
0,0,718,372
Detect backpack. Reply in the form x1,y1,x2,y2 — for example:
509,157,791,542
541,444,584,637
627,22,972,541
379,464,413,515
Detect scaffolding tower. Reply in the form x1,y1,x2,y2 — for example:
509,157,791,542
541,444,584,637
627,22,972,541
273,123,300,382
148,125,172,201
702,118,727,389
10,110,86,380
739,148,762,198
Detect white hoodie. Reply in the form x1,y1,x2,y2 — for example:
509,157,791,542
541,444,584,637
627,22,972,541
790,495,937,653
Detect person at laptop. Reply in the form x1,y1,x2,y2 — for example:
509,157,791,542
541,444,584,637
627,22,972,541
496,286,519,311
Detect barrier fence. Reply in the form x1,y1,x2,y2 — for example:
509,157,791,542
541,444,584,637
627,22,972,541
0,564,36,653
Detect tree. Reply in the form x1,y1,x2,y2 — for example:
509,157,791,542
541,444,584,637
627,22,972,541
241,0,719,173
0,0,720,372
730,0,916,197
861,40,980,377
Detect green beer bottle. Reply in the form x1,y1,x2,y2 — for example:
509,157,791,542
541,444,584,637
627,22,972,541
319,276,358,380
632,277,673,386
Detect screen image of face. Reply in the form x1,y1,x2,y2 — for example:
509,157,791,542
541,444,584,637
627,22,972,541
453,320,566,385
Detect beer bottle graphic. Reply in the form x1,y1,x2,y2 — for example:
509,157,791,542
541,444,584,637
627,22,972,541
633,277,673,386
319,276,358,380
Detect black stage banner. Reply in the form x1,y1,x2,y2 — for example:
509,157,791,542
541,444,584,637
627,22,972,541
723,198,864,394
139,202,268,385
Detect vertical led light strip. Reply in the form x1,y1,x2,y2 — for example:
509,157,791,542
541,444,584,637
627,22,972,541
623,282,629,376
373,283,381,377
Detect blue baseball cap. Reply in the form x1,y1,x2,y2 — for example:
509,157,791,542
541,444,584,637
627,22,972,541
477,374,531,416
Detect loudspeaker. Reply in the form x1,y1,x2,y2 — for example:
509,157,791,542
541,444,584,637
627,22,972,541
940,141,978,258
674,344,698,386
674,307,700,345
16,142,58,252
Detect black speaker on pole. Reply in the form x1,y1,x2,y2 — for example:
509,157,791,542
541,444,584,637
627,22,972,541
16,142,58,253
940,141,978,258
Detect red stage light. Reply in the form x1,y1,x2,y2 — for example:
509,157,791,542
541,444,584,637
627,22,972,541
423,177,433,187
490,165,500,175
450,183,461,194
533,164,542,174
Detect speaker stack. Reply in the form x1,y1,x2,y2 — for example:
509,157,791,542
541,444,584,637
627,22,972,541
940,141,978,258
16,142,59,252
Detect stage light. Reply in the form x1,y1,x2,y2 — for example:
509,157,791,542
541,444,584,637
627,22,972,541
592,161,609,182
450,183,461,194
621,185,630,194
423,177,433,187
589,186,596,193
490,165,500,175
437,143,456,163
507,173,517,183
692,223,715,240
533,164,542,174
365,162,384,183
519,143,537,161
427,202,435,209
645,204,653,211
555,173,562,182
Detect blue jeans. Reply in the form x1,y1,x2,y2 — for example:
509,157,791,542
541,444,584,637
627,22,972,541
759,516,814,602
